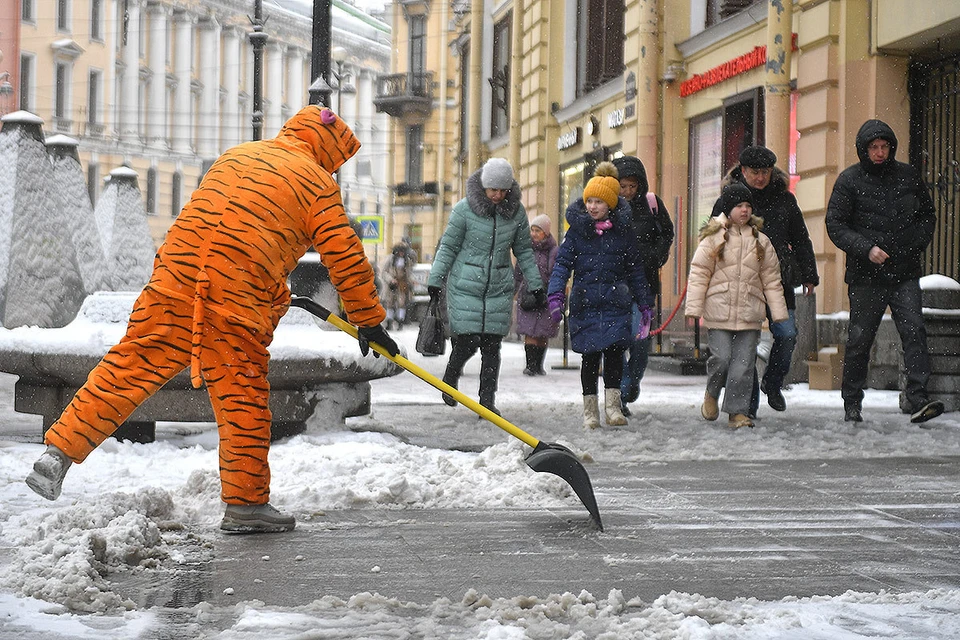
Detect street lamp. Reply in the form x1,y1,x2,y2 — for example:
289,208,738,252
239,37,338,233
330,46,355,115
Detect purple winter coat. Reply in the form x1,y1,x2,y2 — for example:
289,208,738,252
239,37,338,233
513,234,559,338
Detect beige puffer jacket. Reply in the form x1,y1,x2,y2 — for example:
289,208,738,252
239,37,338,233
685,214,788,331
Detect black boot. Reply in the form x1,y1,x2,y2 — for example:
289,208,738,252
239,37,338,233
534,345,547,375
523,345,537,376
478,337,502,416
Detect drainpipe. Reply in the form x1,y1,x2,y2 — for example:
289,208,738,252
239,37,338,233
434,0,449,241
468,0,484,174
764,0,792,163
509,0,523,174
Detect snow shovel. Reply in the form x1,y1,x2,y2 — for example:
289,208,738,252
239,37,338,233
289,296,603,531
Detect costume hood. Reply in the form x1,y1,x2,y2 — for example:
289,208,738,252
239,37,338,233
275,105,361,175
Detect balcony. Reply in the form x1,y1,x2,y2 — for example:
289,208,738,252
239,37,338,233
374,72,434,118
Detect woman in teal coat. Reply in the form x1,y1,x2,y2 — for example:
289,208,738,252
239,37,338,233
427,158,544,414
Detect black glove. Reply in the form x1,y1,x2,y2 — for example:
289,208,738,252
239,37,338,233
530,288,546,308
357,324,400,358
427,286,442,302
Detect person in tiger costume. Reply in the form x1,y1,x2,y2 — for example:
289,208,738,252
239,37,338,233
25,105,399,534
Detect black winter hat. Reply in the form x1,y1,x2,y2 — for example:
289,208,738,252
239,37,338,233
738,145,777,169
719,182,754,215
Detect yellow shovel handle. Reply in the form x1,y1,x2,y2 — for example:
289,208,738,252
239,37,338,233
321,308,541,449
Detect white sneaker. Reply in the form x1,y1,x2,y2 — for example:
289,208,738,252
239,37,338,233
220,503,296,534
25,445,73,501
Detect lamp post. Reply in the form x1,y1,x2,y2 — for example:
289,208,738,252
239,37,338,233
330,46,356,115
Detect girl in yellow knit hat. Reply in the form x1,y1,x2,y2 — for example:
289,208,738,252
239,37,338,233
546,162,653,429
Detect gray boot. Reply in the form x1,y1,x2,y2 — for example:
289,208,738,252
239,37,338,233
583,395,600,429
220,503,296,534
604,388,627,426
25,444,73,501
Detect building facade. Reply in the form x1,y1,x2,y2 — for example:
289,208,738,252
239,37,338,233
3,0,391,252
379,0,960,333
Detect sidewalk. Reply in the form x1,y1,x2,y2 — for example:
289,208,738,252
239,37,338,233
3,327,960,633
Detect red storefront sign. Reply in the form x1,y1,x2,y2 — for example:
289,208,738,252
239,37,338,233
680,34,798,98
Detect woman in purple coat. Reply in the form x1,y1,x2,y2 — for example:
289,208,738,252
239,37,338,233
514,214,559,375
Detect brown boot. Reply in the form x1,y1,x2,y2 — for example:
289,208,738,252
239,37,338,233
728,413,754,429
701,392,719,421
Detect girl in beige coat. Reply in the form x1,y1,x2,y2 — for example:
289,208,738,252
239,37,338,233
686,183,788,428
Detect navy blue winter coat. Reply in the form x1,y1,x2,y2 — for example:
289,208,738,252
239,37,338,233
548,198,652,354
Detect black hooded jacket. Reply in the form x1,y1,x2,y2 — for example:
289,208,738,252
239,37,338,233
611,156,674,295
826,119,937,286
711,165,819,309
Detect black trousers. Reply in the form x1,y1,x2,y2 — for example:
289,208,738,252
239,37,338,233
444,333,503,402
842,280,931,411
580,346,626,396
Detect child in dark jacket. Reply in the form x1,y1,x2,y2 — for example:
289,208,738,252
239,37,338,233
548,162,652,429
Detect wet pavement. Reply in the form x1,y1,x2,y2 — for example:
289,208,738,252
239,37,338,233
4,344,960,615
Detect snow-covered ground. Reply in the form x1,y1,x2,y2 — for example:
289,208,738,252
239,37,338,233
2,319,960,638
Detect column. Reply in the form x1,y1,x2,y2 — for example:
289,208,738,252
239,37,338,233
172,9,194,153
146,1,168,146
286,46,305,112
198,16,222,157
119,0,141,141
222,27,242,149
265,41,284,136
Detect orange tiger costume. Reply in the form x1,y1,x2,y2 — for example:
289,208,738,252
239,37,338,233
41,105,385,508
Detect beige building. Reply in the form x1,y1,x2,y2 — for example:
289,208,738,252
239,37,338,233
379,0,960,342
6,0,391,250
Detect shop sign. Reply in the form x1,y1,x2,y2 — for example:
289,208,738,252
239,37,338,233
557,127,581,151
680,34,798,98
607,109,625,129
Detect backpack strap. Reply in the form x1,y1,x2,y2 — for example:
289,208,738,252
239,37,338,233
645,192,658,215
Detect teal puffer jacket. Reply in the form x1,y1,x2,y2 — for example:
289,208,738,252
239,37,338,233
428,170,543,336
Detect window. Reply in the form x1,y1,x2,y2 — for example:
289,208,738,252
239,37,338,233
147,167,157,214
56,0,70,32
721,88,763,174
578,0,623,95
405,124,423,187
55,62,69,119
19,54,34,111
90,0,103,41
87,69,101,126
490,14,511,138
409,15,426,94
21,0,35,22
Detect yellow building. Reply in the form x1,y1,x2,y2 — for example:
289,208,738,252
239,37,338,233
381,0,960,331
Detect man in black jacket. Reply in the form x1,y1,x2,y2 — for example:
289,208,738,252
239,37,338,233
612,155,674,415
826,119,943,424
711,146,819,415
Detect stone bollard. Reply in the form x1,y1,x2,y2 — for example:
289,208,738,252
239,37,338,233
899,275,960,413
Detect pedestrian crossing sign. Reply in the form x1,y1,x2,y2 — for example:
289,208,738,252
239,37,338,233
355,215,383,243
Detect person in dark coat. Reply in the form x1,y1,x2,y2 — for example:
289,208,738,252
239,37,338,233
612,155,674,416
427,158,544,415
711,145,819,416
826,119,943,424
514,214,560,375
547,162,652,429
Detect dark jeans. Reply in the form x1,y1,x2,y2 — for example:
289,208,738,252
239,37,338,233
445,333,503,403
842,280,931,411
750,309,798,415
581,346,626,396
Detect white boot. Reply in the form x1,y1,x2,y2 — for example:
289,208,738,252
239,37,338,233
582,395,600,429
604,388,628,426
25,444,73,501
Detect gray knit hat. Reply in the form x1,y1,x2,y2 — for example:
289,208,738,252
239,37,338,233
480,157,514,189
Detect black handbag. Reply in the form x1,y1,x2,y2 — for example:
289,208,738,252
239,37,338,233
415,297,446,356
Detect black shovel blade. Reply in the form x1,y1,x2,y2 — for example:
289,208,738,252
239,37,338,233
525,441,603,531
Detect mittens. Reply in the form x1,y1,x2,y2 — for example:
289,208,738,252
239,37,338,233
637,307,654,340
548,291,565,324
